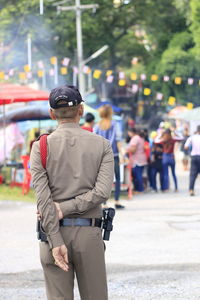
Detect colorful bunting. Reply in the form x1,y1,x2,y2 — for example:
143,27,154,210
151,74,158,81
106,75,114,83
19,72,26,80
118,79,126,86
24,65,30,73
144,88,151,96
163,76,170,82
62,57,70,66
50,56,57,65
60,67,68,75
132,84,138,93
93,70,102,79
0,72,5,80
37,70,44,77
130,72,137,80
106,70,113,77
168,96,176,106
174,77,182,85
187,102,193,110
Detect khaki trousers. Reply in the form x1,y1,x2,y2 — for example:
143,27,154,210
40,226,108,300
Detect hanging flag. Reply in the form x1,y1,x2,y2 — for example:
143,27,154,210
144,88,151,96
62,57,70,66
151,74,158,81
4,75,9,81
49,69,54,76
106,70,113,77
118,79,126,86
140,74,146,80
9,69,14,76
156,92,163,100
174,77,182,85
50,56,57,65
168,96,176,105
131,57,138,65
73,66,79,74
37,61,44,69
19,72,26,80
0,72,5,80
163,75,170,82
93,70,102,79
187,102,193,110
107,75,114,83
130,72,137,80
119,72,125,79
132,84,138,93
37,70,44,77
24,65,30,73
188,78,194,85
83,66,90,74
27,72,32,79
60,67,68,75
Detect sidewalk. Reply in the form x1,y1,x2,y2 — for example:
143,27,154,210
1,164,200,299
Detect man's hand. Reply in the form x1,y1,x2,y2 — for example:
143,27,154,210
52,245,69,272
36,202,63,221
54,202,63,220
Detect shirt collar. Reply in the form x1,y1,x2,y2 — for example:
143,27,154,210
57,122,80,129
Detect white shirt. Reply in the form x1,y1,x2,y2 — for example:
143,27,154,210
184,134,200,156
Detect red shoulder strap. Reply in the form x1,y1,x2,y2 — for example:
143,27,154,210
39,134,49,169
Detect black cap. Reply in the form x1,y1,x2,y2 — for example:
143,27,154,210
49,85,84,109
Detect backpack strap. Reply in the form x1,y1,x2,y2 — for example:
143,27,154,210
39,134,49,169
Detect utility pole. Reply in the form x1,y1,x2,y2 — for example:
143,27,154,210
58,0,99,97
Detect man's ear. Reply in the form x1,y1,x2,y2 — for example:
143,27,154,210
79,104,84,117
49,109,56,120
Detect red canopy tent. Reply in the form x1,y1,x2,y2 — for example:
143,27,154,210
0,83,49,104
0,84,49,165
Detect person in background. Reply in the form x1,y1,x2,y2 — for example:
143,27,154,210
94,104,125,209
181,128,190,171
150,143,164,192
81,112,95,132
29,131,40,153
126,128,147,194
155,129,182,192
139,130,150,190
184,125,200,196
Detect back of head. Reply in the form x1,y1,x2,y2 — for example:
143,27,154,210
49,85,84,121
197,125,200,133
85,112,95,123
99,105,113,130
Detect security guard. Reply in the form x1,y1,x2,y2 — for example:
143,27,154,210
30,85,114,300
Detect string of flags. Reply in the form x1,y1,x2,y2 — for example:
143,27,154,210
0,56,198,108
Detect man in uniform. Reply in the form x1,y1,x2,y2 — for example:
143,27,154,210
30,85,114,300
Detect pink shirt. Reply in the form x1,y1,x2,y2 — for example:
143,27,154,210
128,135,147,167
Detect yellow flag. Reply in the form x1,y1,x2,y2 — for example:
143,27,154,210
19,72,26,80
151,74,158,81
187,102,193,110
93,70,102,79
174,77,182,85
24,65,30,73
50,56,57,65
106,70,113,77
168,96,176,105
118,79,126,86
144,88,151,96
37,70,44,77
0,72,5,80
60,67,68,75
130,72,137,80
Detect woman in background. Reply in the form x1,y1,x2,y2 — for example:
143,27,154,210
94,105,125,209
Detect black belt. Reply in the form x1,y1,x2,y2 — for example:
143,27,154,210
59,218,102,228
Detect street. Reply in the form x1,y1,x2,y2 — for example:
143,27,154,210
0,164,200,299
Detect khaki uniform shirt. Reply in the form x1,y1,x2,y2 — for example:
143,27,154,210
30,123,114,249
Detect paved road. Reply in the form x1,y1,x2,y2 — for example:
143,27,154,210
1,164,200,299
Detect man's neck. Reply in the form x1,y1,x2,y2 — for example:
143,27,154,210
58,118,80,124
